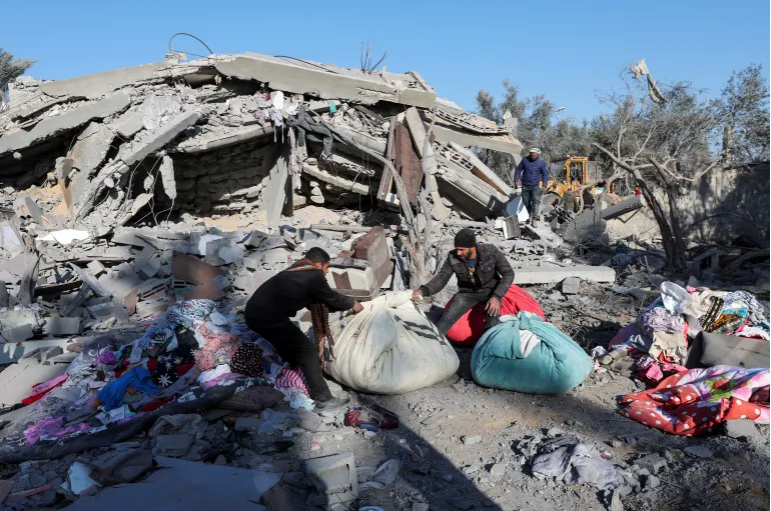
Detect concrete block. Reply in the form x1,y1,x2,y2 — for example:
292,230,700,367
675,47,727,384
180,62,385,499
513,265,615,285
87,260,106,277
40,61,169,99
111,110,145,138
154,434,193,457
0,92,131,157
43,317,82,336
305,452,358,497
561,277,580,295
262,248,290,264
461,435,482,445
724,419,763,446
353,226,392,288
233,271,277,292
636,454,667,475
327,266,379,300
1,324,34,342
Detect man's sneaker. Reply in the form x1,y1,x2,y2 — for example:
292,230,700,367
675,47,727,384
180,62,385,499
531,218,539,228
314,395,350,411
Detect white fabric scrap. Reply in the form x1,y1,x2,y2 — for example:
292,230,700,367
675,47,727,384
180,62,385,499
39,229,90,245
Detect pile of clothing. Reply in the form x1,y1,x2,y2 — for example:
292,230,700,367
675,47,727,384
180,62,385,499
597,283,769,385
3,299,316,451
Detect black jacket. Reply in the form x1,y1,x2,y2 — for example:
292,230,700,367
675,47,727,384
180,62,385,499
420,243,514,299
245,269,355,328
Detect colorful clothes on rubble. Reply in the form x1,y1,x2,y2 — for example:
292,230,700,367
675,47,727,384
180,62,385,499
193,323,239,371
708,314,745,335
96,367,160,411
617,365,770,436
24,416,90,446
637,307,685,336
699,296,724,331
722,291,767,324
21,374,69,405
230,343,265,377
166,299,218,330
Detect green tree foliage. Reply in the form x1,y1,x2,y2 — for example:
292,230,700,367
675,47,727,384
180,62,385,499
0,47,35,97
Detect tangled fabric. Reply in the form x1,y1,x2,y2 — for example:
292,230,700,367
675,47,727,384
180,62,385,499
193,323,239,371
166,299,218,330
286,258,334,368
24,416,90,446
230,343,265,378
637,307,685,336
96,367,159,411
617,365,770,436
722,291,767,324
699,296,725,331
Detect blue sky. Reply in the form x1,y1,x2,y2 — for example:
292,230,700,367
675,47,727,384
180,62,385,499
3,0,769,122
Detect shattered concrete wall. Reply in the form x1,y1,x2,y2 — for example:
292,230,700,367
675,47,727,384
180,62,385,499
678,163,770,243
171,140,276,215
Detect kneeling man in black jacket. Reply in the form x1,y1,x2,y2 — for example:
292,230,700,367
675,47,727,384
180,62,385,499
412,229,514,336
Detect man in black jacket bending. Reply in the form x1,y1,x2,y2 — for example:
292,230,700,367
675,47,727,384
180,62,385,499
245,247,363,410
412,229,514,336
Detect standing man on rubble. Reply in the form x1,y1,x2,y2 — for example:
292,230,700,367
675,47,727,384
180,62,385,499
244,247,363,410
514,148,549,227
411,229,514,336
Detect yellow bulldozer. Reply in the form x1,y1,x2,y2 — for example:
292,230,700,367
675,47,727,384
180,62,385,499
542,156,612,213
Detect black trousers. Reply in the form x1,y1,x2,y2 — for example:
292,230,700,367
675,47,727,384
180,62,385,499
436,289,501,337
247,320,332,401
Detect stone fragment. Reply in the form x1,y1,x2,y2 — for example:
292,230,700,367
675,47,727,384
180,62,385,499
561,276,580,295
461,435,482,445
154,434,193,457
683,445,712,458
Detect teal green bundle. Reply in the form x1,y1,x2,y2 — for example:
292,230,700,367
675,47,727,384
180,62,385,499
471,312,592,394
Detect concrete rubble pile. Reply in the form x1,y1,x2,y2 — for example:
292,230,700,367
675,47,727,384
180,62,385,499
0,50,766,511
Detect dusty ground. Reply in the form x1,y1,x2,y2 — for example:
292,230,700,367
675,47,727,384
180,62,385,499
236,281,770,511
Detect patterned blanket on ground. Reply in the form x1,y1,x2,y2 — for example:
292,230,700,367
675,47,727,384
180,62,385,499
617,365,770,436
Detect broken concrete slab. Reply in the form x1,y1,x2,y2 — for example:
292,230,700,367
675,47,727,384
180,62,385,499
215,53,435,108
153,434,193,457
70,122,116,176
302,162,370,195
513,265,616,285
40,61,169,99
1,324,34,342
0,363,68,405
110,109,145,139
600,195,645,221
263,144,290,229
65,457,280,511
0,92,131,157
119,111,201,167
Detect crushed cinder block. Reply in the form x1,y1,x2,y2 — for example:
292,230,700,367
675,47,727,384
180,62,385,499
153,434,193,457
1,324,34,342
44,317,83,336
635,454,667,474
305,452,358,500
561,277,580,295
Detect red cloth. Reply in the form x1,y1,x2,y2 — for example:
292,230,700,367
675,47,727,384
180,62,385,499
21,374,68,405
445,285,545,347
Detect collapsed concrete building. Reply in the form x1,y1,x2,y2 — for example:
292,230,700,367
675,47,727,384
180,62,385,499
0,52,521,230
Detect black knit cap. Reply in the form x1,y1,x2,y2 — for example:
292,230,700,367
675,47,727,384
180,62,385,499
454,228,477,248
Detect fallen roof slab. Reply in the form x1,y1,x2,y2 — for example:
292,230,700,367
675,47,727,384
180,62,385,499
513,264,616,284
40,61,169,99
431,124,524,155
601,194,646,220
0,92,130,158
215,53,435,108
66,457,280,511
